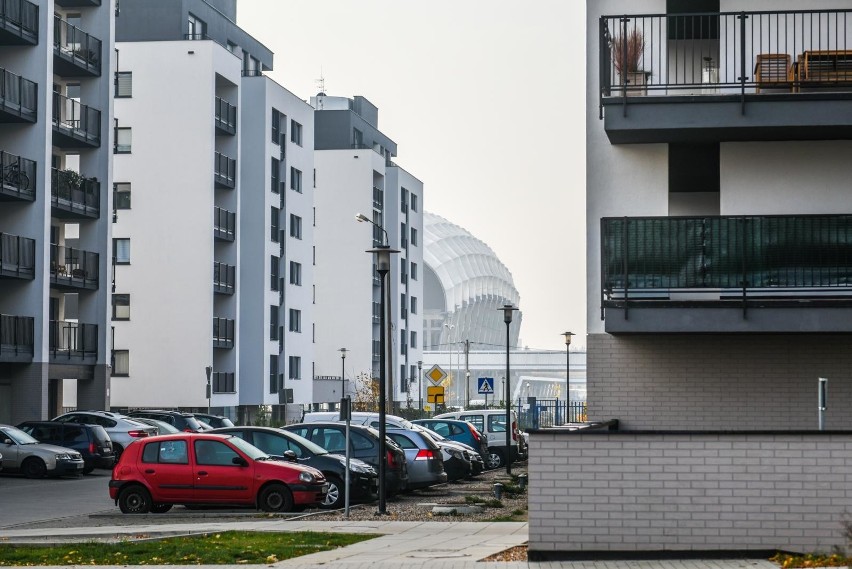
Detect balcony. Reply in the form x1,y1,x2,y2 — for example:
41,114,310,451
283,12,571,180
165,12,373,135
0,314,33,362
50,243,99,290
0,232,34,279
214,151,236,189
55,0,100,6
52,92,100,148
0,151,35,202
601,214,852,333
53,16,101,77
213,317,234,349
599,9,852,144
0,0,38,46
211,371,235,393
51,168,99,218
214,206,235,242
49,320,97,363
0,67,35,123
213,261,235,295
214,96,236,135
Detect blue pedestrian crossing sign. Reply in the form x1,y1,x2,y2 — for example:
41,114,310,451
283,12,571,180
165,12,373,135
478,377,495,394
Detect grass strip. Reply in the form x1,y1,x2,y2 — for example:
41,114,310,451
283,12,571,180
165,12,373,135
0,530,378,566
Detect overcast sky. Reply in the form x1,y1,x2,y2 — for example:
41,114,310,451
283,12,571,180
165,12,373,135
239,0,587,350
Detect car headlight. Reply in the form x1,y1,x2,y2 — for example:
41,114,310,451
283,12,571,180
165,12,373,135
55,453,72,460
299,471,316,483
350,462,375,474
448,449,462,459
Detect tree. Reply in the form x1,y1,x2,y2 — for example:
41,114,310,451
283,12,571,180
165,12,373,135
352,372,379,412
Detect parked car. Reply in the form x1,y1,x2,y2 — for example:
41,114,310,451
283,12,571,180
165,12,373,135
17,421,114,474
192,413,235,429
108,433,328,513
127,416,180,435
282,422,409,496
0,424,85,478
126,410,205,433
412,418,490,465
52,411,157,462
385,429,447,489
434,410,521,469
211,426,378,509
415,427,483,477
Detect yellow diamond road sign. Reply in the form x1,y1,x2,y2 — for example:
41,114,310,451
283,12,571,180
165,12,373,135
426,364,447,385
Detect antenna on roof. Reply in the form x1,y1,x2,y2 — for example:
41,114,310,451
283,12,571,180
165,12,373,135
316,70,326,97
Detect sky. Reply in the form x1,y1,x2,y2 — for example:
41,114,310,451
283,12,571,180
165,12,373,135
239,0,587,350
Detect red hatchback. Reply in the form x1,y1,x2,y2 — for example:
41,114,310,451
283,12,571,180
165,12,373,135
109,433,327,513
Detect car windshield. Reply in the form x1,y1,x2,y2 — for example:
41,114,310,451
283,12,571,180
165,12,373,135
225,435,268,460
278,429,328,455
0,426,39,445
420,426,445,441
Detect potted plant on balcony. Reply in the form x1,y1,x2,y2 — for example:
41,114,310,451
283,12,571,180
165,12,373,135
611,28,649,95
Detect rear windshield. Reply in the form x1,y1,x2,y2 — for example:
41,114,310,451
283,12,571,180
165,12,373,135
89,425,110,442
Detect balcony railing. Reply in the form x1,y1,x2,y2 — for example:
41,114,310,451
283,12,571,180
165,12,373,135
0,232,34,279
600,9,852,101
52,92,100,147
214,206,236,241
53,15,101,76
0,150,34,201
51,168,100,218
0,0,38,45
213,261,235,295
214,151,236,189
0,314,33,361
50,243,99,289
214,96,236,135
212,371,235,393
213,317,235,349
49,320,97,361
55,0,100,6
0,66,35,122
601,214,852,306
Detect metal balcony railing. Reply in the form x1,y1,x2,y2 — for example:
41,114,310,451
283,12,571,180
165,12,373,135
214,96,236,135
600,9,852,101
0,232,34,278
52,92,100,146
214,207,236,241
0,66,35,120
49,320,98,359
53,15,101,75
213,261,235,294
51,168,100,218
213,317,235,349
212,371,235,393
50,243,99,288
0,314,33,360
214,151,236,188
0,0,38,44
601,214,852,303
0,150,34,201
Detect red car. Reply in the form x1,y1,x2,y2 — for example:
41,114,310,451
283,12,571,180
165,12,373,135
109,433,327,513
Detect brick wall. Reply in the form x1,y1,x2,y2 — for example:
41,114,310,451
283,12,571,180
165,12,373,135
588,334,852,430
529,431,852,554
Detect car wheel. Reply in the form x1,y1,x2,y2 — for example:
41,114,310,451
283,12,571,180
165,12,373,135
320,475,344,509
118,485,152,514
22,457,47,479
486,450,504,470
150,503,173,514
258,483,294,512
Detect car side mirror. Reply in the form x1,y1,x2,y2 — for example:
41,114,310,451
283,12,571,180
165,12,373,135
282,450,297,462
232,456,248,467
1,439,11,445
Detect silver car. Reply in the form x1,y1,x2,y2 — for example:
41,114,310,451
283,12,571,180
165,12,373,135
0,424,85,478
52,411,156,461
386,429,447,490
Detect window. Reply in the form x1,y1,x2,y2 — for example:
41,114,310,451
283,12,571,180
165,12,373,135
401,188,409,212
290,167,302,193
400,258,407,283
113,238,130,264
411,296,417,315
112,294,130,320
411,331,417,349
115,71,132,98
270,207,280,242
290,214,302,239
269,355,279,393
289,309,301,332
111,349,129,376
270,256,279,291
290,120,302,145
353,127,363,147
401,330,407,355
271,108,280,144
288,356,301,380
411,193,418,212
401,223,407,247
114,127,131,153
290,261,302,286
143,440,188,464
411,227,418,246
195,440,239,467
271,158,280,194
411,262,418,281
187,13,206,39
270,306,279,340
113,183,131,209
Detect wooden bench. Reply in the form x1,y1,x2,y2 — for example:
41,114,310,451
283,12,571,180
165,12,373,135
754,53,794,92
799,50,852,86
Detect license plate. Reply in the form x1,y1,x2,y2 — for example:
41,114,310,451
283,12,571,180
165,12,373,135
76,463,84,469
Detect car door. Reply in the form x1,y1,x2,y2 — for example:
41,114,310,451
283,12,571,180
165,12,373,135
192,438,253,503
139,439,194,503
0,427,21,469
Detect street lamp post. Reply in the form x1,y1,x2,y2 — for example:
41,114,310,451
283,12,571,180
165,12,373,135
338,347,348,403
561,332,574,424
417,360,423,413
500,304,518,475
205,365,212,415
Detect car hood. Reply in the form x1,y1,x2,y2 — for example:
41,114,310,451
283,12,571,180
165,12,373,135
22,443,81,457
437,440,476,453
260,459,324,478
326,453,375,469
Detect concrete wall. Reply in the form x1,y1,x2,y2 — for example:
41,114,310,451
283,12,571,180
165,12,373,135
529,430,852,555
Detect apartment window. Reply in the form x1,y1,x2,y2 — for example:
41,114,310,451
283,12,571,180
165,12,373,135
411,296,417,315
290,261,302,286
353,127,363,147
401,188,409,212
271,158,280,194
271,207,280,242
114,127,131,154
401,293,406,316
401,223,407,247
113,238,130,264
410,365,417,383
270,305,279,340
291,120,302,145
270,256,280,291
290,214,302,239
290,167,302,193
269,355,279,393
401,330,407,355
112,294,130,320
400,258,407,283
411,227,418,246
271,108,281,144
411,331,417,349
411,193,418,212
112,350,129,376
113,183,131,209
115,71,132,98
289,309,301,332
187,13,206,39
288,356,301,380
411,262,418,281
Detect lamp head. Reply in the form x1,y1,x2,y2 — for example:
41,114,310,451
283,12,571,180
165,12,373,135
339,347,348,357
501,304,518,324
367,244,399,273
562,331,575,346
355,213,370,223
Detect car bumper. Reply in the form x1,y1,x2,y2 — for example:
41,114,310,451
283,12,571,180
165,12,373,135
349,474,379,501
52,459,85,475
87,456,115,470
443,457,471,481
291,482,329,505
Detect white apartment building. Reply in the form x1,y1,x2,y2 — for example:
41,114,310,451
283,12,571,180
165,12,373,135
312,95,423,407
0,0,114,423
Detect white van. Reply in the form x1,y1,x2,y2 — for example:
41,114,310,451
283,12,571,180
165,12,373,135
433,409,522,468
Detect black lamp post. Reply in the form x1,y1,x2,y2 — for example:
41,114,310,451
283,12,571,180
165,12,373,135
561,331,574,424
417,360,423,413
500,304,518,475
338,347,348,403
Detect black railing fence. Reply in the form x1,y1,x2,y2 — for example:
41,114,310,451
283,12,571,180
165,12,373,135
50,243,99,284
213,262,235,294
53,15,101,72
1,0,38,39
213,206,236,241
214,151,236,187
601,9,852,98
0,232,35,277
213,317,235,348
49,320,97,358
0,150,35,198
0,314,33,356
52,92,100,143
214,96,237,133
51,167,100,215
0,66,35,115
